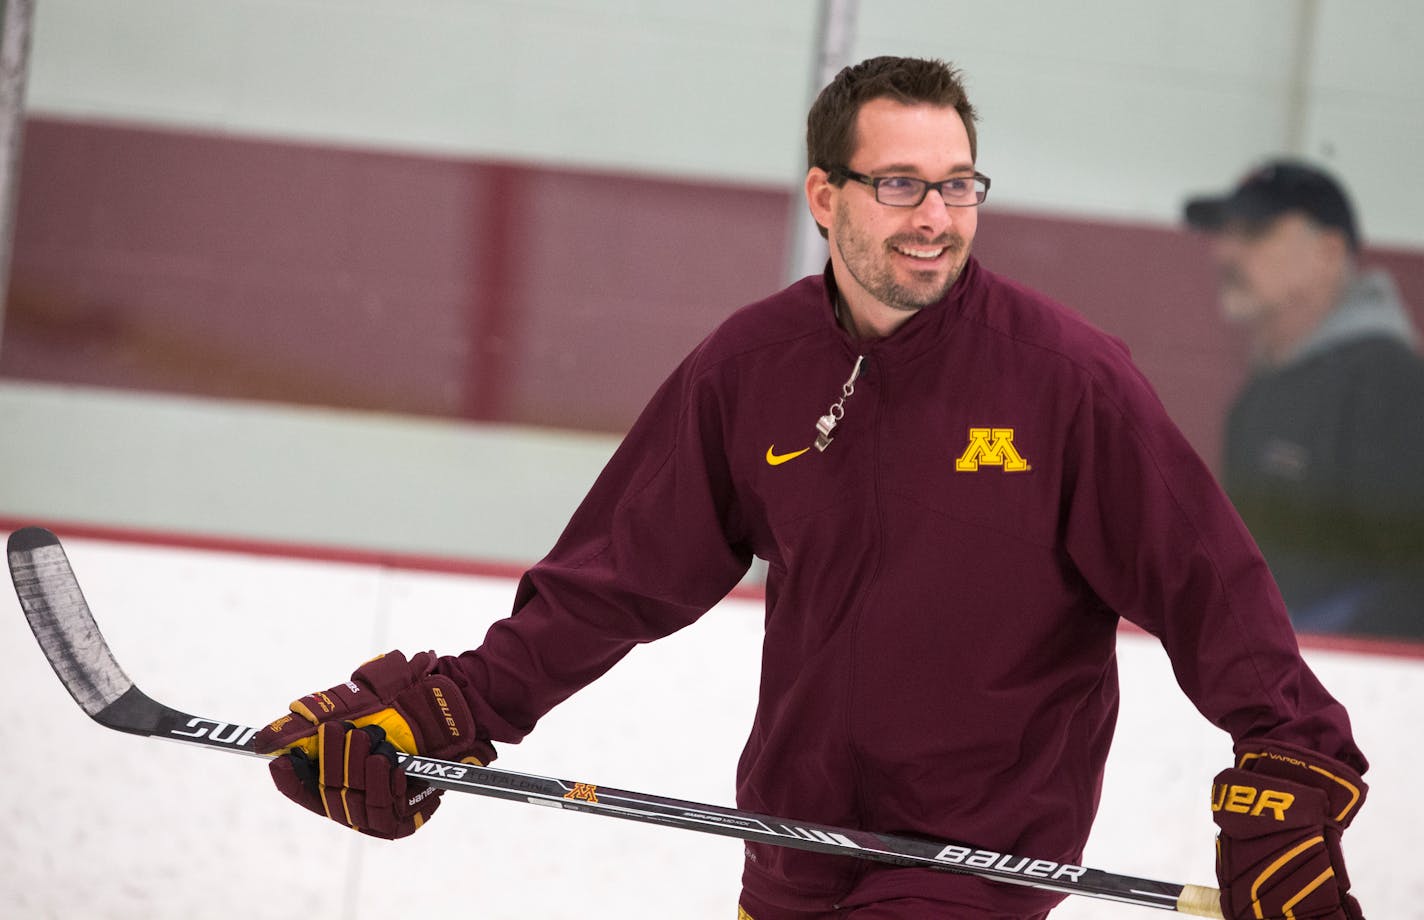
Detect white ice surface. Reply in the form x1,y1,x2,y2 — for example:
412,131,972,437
1,537,1418,918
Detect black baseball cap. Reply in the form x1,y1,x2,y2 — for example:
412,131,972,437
1183,159,1359,251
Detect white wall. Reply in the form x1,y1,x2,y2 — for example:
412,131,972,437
0,380,618,563
25,0,1424,246
1,536,1418,918
26,0,816,185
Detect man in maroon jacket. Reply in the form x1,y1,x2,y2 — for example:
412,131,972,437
255,57,1367,920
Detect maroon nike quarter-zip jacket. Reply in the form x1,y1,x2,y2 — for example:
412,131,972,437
441,256,1364,915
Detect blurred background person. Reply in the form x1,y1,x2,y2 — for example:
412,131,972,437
1185,160,1424,640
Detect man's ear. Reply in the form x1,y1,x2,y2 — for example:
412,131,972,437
805,167,835,237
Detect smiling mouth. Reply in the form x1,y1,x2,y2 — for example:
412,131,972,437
892,243,948,261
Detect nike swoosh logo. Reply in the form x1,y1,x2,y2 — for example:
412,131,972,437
766,445,810,466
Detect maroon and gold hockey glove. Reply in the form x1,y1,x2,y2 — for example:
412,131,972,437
1212,743,1366,920
253,650,494,839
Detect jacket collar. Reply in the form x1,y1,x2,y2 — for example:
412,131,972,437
819,255,980,364
1283,268,1417,368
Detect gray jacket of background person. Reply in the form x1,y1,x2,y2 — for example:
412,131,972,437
1224,268,1424,639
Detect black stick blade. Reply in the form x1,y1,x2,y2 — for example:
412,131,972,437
7,526,136,719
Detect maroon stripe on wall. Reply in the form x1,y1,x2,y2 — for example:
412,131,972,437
4,117,793,431
6,116,1424,468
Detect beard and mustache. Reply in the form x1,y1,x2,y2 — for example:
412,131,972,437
832,202,971,312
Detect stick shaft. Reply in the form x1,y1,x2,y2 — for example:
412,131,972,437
8,526,1222,917
125,695,1219,915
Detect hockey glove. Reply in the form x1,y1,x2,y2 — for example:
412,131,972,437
1212,742,1366,920
253,650,494,839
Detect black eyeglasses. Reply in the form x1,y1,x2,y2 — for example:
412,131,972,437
831,167,991,208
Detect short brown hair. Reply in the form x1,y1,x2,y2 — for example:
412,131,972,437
807,56,978,173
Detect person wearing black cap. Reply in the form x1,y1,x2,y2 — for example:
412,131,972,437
1185,159,1424,640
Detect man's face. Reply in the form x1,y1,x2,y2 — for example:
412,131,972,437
815,99,978,313
1209,212,1336,324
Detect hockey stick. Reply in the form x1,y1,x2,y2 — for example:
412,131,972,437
8,526,1222,917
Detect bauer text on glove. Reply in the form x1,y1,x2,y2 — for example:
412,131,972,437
1212,742,1366,920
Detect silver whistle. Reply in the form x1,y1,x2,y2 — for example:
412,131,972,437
813,355,865,453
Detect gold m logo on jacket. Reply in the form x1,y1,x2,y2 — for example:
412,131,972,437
955,427,1030,472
